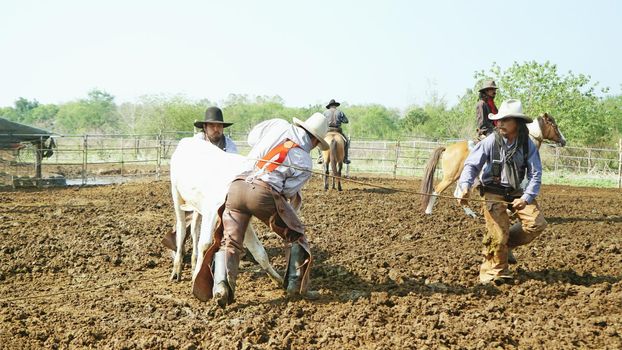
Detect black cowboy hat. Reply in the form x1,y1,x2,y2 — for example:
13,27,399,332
325,99,340,109
193,106,233,128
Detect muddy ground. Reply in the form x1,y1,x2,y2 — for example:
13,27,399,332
0,177,621,349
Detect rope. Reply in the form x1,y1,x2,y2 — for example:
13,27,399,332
245,156,513,205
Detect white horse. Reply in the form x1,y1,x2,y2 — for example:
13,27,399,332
169,137,283,287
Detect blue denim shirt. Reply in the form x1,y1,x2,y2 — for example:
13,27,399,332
458,133,542,203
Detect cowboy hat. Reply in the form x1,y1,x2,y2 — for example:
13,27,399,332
478,80,499,92
488,99,533,123
193,107,233,129
325,99,340,109
293,113,330,150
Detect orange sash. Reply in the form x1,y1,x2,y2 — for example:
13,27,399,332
255,139,300,173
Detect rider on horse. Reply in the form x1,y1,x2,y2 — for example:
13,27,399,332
457,99,547,285
476,80,499,140
318,99,350,164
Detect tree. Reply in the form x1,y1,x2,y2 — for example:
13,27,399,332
473,61,611,145
55,89,119,133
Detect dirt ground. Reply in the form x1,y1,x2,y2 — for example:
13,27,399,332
1,177,621,349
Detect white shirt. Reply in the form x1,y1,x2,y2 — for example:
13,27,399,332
245,119,313,199
193,132,238,154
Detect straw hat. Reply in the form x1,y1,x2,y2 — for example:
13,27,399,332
293,113,330,150
478,80,499,92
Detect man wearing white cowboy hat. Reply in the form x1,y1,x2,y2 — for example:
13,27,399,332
476,80,499,140
197,113,329,307
456,99,547,285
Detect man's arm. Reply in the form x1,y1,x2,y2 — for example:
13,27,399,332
520,140,542,204
476,101,491,135
458,137,490,191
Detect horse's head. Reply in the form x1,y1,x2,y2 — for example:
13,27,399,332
537,113,567,147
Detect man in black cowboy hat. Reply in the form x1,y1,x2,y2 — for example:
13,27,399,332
476,80,499,140
318,99,350,164
193,106,238,153
162,106,237,251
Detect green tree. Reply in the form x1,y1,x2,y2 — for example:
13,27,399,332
55,89,119,133
473,61,611,145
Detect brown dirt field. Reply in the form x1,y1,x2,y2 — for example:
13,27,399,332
0,177,621,349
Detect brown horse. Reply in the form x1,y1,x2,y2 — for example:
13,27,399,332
420,113,567,217
322,131,346,191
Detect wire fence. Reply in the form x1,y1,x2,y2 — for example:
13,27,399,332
1,133,621,188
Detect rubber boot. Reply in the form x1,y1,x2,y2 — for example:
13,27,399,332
286,243,306,296
212,251,233,308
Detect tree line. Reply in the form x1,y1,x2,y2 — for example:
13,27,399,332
2,61,620,146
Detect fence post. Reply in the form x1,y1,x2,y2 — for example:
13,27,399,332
120,136,125,178
618,138,621,189
393,141,400,179
156,132,162,181
555,147,559,177
82,135,88,186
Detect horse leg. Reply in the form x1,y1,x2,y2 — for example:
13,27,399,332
324,161,329,191
331,158,338,190
243,225,283,286
337,161,343,191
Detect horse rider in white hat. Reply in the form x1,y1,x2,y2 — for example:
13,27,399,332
476,80,499,140
193,113,329,307
456,99,547,285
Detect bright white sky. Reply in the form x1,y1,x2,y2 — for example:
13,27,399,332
1,0,620,110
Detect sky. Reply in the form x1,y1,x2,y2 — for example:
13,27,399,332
1,0,620,110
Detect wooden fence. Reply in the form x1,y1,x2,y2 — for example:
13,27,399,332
2,133,621,188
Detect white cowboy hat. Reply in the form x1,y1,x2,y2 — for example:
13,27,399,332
293,112,330,151
478,80,499,92
488,99,533,123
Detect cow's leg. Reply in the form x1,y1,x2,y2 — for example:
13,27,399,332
171,191,186,282
190,211,201,271
192,211,217,283
243,225,283,286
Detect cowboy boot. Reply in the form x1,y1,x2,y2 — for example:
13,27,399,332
285,243,307,296
212,251,235,308
343,138,351,164
508,249,517,264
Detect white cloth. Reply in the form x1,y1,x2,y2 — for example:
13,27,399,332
246,119,313,199
192,132,238,154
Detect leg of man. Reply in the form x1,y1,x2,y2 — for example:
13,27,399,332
213,181,252,306
508,200,547,249
343,136,350,164
480,193,513,284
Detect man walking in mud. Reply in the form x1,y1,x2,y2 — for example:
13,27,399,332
193,112,329,307
162,106,237,251
456,99,547,285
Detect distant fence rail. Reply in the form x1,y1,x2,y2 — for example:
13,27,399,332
1,133,621,188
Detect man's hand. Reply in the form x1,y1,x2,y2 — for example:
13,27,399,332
456,185,470,206
511,198,527,211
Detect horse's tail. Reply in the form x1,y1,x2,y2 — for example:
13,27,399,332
420,146,445,211
330,139,338,174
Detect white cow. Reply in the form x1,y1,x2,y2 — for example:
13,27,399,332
169,137,283,287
